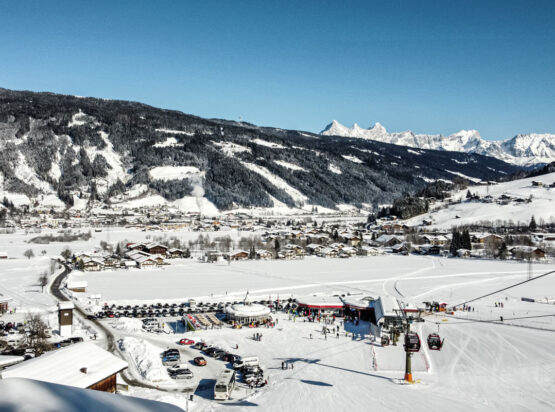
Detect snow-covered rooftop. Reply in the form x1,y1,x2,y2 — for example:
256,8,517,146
0,378,182,412
1,343,128,389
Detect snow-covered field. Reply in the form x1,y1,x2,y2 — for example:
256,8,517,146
74,255,555,411
2,228,555,412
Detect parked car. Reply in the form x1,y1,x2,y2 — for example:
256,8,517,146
178,338,195,345
172,368,194,380
162,354,180,366
194,356,207,366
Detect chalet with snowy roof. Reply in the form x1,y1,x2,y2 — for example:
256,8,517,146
167,248,183,258
144,243,168,256
255,249,273,260
421,235,449,246
376,234,403,247
226,250,249,261
135,255,157,268
0,342,128,393
306,243,324,254
340,233,362,246
82,258,104,272
0,252,7,259
472,233,503,244
317,247,338,258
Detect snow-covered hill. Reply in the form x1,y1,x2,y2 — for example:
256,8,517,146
404,172,555,229
321,121,555,167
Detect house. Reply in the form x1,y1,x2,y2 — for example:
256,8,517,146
227,250,249,261
255,249,273,260
101,255,120,268
306,243,323,254
340,233,362,247
357,246,382,256
422,235,449,246
144,244,168,256
151,255,166,265
471,233,503,244
0,297,11,314
531,181,543,187
167,248,183,258
0,342,128,393
135,255,157,268
510,246,546,260
82,258,104,272
317,247,338,258
376,234,403,247
391,242,411,254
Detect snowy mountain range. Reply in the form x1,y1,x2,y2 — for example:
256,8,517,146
0,88,523,213
321,120,555,167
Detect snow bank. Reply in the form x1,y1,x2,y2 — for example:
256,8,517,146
121,337,171,383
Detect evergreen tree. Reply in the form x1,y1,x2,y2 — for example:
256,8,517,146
461,229,471,250
498,242,508,260
449,230,460,256
466,190,472,199
529,216,537,230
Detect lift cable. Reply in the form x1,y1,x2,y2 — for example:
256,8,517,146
424,313,555,326
450,269,555,310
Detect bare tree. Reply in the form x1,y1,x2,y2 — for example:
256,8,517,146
23,249,35,259
25,313,50,356
38,271,49,293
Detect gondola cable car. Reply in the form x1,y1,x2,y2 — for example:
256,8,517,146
427,333,444,351
404,332,421,352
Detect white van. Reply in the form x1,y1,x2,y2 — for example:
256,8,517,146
232,356,259,370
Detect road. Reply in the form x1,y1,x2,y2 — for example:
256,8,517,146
48,263,172,390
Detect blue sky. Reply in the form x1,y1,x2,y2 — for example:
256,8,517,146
1,0,554,140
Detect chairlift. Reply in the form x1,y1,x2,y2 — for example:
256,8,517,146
404,332,421,352
427,333,443,351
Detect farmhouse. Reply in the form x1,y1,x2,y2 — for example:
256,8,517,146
0,342,128,393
